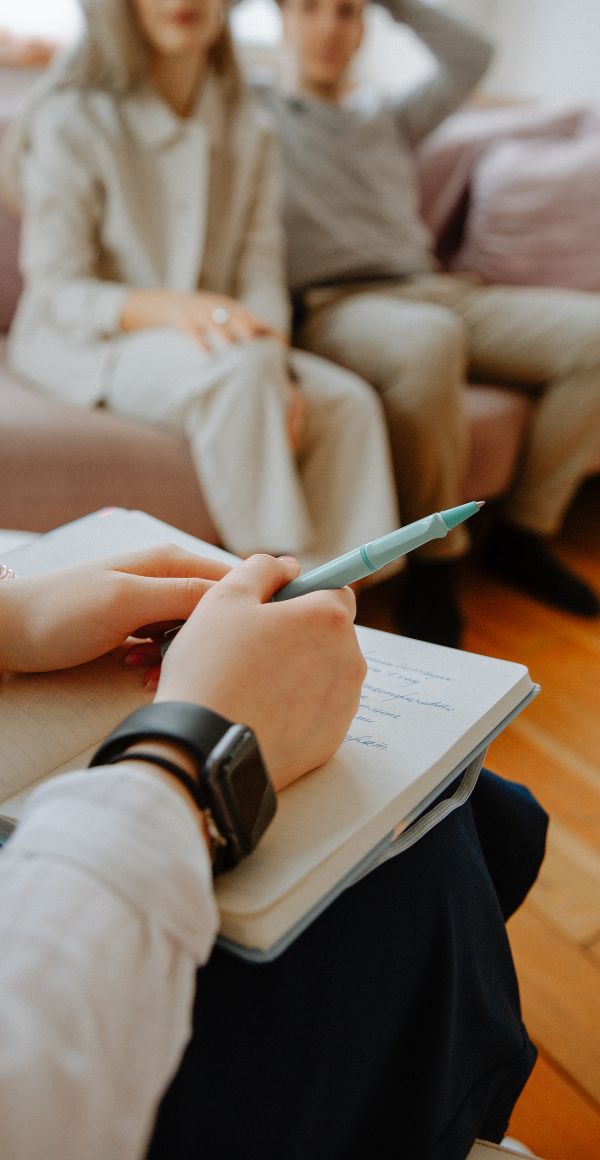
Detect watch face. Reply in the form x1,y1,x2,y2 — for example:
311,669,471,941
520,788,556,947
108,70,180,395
205,728,277,860
227,742,275,845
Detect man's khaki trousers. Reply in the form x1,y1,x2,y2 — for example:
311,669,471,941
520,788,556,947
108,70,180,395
298,273,600,559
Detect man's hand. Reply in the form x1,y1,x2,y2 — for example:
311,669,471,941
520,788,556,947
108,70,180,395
156,555,366,790
0,546,230,673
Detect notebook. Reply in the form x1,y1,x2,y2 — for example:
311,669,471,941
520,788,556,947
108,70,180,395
0,509,539,960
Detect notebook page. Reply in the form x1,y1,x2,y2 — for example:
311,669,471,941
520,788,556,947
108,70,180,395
3,509,237,577
0,509,235,805
0,746,98,823
0,653,148,802
216,626,533,920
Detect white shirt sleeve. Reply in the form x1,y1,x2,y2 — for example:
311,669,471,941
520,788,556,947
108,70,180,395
0,765,220,1160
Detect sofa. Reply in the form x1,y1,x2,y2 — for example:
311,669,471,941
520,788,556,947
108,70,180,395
0,80,598,537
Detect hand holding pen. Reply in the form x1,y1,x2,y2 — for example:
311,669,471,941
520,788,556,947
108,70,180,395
157,502,484,665
272,501,483,601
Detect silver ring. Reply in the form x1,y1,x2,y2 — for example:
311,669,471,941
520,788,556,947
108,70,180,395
211,306,231,326
0,563,16,580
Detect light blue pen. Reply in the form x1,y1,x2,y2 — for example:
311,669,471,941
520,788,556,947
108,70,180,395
272,501,484,602
160,502,483,655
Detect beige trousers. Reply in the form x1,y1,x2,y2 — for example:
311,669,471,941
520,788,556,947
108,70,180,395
298,273,600,558
105,330,399,568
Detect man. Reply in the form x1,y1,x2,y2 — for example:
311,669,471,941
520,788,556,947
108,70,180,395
255,0,600,646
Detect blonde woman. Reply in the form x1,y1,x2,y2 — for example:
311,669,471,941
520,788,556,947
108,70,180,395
3,0,398,566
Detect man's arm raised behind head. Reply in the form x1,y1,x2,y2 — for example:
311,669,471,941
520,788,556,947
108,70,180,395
376,0,494,146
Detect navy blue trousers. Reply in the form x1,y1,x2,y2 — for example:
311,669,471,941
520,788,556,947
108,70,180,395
148,770,547,1160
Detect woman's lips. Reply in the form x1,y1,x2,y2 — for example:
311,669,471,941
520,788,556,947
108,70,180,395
167,9,201,26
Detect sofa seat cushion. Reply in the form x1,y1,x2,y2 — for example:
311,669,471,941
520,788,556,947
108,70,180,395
0,346,218,539
1,329,533,537
462,384,531,501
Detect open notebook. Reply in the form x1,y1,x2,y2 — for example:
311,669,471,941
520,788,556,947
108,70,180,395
0,509,538,960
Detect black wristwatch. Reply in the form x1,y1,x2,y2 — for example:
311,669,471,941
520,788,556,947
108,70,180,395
89,703,277,872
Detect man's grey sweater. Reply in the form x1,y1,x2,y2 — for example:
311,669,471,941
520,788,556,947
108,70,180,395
255,0,493,293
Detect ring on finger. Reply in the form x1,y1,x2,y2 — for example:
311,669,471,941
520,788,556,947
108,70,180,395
211,306,231,326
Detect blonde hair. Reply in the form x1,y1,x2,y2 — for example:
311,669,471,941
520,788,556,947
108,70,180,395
1,0,242,210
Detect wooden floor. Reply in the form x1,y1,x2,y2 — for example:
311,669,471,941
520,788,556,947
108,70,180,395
358,479,600,1160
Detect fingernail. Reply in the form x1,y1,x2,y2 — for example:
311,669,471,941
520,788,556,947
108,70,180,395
125,651,146,666
278,555,298,564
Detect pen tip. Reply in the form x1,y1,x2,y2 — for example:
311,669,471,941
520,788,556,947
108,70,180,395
475,500,486,509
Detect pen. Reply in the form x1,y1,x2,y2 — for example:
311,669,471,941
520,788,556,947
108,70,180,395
272,501,484,602
160,502,484,655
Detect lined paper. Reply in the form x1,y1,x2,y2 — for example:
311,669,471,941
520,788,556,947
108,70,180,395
0,653,148,801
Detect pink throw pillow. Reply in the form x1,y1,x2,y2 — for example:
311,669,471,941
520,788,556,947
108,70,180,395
452,132,600,291
417,105,584,243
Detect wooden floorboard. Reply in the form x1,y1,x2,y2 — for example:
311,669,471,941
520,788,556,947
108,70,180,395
507,1049,600,1160
358,477,600,1159
507,904,600,1105
531,817,600,946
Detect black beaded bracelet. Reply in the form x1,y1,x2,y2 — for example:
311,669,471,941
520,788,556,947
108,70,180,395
89,703,275,874
106,751,227,869
106,750,205,807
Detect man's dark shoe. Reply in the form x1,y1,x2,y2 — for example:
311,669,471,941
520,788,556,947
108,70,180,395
396,559,463,649
483,523,599,617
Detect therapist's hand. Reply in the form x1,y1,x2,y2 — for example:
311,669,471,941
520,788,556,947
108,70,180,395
155,554,366,790
0,546,230,673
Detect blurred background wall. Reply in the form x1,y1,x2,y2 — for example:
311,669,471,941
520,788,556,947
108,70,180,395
1,0,600,107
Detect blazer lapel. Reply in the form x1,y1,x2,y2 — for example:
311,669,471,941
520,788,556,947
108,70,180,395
200,98,262,295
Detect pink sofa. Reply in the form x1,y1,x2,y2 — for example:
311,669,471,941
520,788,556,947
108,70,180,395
0,337,219,538
1,90,595,536
0,253,532,535
416,103,600,492
0,196,532,538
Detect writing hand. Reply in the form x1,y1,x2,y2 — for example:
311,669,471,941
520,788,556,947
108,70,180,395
155,555,367,791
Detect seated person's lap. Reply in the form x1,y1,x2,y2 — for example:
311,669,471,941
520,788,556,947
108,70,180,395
148,769,547,1160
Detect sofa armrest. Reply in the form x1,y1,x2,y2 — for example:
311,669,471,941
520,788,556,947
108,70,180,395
0,353,219,541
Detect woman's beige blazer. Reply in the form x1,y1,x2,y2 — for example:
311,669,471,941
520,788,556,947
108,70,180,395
9,73,289,406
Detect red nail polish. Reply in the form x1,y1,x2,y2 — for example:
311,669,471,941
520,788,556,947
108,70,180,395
125,652,145,665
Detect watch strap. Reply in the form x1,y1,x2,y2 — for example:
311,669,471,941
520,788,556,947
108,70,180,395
89,702,276,872
89,702,236,776
104,749,209,810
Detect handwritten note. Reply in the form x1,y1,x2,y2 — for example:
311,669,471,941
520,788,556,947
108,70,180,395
345,651,457,749
1,620,533,943
216,625,533,917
